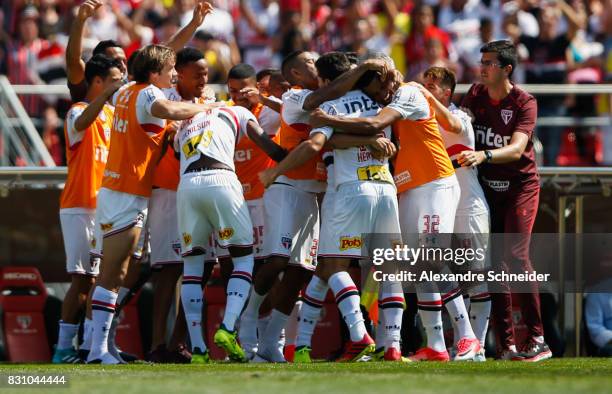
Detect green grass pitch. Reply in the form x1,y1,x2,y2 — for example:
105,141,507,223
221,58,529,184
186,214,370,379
1,359,611,394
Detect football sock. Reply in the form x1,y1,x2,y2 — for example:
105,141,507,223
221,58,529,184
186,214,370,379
285,300,301,347
443,287,475,343
260,309,289,350
469,292,491,347
223,254,254,331
379,281,404,351
107,287,130,357
296,276,328,347
80,318,93,351
329,272,367,342
57,321,79,350
88,286,117,360
416,291,446,352
181,255,206,352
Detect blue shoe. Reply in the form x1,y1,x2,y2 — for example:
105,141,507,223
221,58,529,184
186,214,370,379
52,347,82,364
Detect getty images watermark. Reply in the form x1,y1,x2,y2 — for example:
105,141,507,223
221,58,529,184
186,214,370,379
368,241,551,289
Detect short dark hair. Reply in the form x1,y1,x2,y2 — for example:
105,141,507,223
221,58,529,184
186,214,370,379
269,70,286,85
315,52,351,82
85,54,122,85
228,63,256,81
176,47,204,69
256,68,276,82
480,40,518,77
93,40,122,56
345,52,360,66
281,50,306,82
423,66,457,96
194,30,214,42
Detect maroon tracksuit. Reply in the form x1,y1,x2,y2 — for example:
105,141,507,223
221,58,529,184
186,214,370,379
462,83,544,351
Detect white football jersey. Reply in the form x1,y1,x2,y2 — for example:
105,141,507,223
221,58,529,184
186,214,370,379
175,106,258,175
310,90,393,189
439,103,488,216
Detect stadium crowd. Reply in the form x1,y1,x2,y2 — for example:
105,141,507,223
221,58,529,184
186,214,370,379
0,0,611,165
0,0,611,365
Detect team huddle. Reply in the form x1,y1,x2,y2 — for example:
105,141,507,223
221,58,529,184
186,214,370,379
53,2,553,366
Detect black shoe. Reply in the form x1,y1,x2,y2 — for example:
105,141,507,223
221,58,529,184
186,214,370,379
119,351,139,362
520,341,552,362
78,349,90,362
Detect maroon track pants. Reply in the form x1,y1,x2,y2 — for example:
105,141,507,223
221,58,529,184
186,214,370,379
484,183,544,351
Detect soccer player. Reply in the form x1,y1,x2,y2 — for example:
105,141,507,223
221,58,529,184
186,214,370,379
174,99,286,363
53,55,123,364
247,51,391,363
259,53,401,362
86,44,219,364
459,40,552,361
416,66,491,361
147,47,212,364
308,64,468,362
223,63,284,358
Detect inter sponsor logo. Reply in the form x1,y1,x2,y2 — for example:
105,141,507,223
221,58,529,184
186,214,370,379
218,228,234,240
234,149,253,162
339,236,362,251
475,126,511,148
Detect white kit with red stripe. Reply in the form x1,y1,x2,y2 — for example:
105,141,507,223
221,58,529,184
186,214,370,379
439,104,488,216
175,106,257,175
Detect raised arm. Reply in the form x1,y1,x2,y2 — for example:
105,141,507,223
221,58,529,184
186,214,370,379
302,59,389,111
74,80,123,131
409,82,462,134
245,120,287,162
151,100,222,121
165,1,213,52
310,106,402,135
66,0,102,85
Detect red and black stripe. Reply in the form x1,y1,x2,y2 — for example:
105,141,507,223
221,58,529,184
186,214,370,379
470,292,491,303
302,292,324,309
442,288,462,304
183,275,203,286
230,270,253,284
417,299,442,312
380,296,405,310
91,299,116,314
334,286,359,304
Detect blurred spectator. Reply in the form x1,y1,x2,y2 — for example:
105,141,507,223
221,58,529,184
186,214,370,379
438,0,488,73
404,4,456,81
87,3,119,42
192,30,233,83
7,6,48,119
461,18,494,82
520,0,581,165
237,0,279,70
585,291,612,356
411,37,460,82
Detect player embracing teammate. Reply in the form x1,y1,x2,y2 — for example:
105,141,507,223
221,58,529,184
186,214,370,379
459,40,552,362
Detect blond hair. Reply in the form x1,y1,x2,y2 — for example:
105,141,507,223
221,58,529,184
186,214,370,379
132,45,176,84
